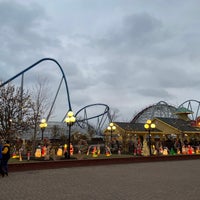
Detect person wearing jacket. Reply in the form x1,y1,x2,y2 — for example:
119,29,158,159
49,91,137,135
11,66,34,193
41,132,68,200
0,140,4,177
2,140,11,176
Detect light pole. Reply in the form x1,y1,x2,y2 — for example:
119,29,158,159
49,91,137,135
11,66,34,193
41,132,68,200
65,111,76,159
39,119,48,140
107,122,116,149
144,119,156,156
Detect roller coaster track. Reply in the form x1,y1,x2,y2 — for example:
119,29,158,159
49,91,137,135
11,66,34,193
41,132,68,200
0,58,72,121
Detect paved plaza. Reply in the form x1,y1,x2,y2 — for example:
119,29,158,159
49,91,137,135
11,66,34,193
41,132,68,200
0,159,200,200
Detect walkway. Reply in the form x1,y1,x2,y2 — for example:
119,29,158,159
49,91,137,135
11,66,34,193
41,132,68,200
0,159,199,200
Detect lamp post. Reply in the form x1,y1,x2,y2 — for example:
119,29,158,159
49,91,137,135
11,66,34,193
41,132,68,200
107,122,116,149
65,111,76,159
144,119,155,155
39,119,47,140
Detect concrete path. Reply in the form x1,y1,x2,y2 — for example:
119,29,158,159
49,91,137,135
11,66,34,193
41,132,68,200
0,159,200,200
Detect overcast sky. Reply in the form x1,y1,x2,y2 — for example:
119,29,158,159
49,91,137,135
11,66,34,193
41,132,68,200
1,0,200,122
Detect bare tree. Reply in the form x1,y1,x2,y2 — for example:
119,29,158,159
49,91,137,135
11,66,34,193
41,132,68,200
0,83,33,140
109,108,119,122
29,76,52,144
87,123,96,139
51,125,62,139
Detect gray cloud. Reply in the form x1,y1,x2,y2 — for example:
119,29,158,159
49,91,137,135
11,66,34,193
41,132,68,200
1,0,200,122
0,1,61,79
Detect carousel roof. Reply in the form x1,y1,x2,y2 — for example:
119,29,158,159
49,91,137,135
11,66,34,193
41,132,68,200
114,122,161,133
156,117,199,132
114,117,199,134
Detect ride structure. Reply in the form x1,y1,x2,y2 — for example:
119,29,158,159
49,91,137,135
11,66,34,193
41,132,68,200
0,58,111,138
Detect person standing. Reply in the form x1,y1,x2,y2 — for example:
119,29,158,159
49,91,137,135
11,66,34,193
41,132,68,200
0,140,4,177
2,140,11,176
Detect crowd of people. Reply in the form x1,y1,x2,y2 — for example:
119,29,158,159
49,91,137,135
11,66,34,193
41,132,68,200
108,136,200,156
0,140,11,177
133,137,200,156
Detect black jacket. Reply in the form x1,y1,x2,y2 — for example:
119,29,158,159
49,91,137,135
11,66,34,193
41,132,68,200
2,144,10,160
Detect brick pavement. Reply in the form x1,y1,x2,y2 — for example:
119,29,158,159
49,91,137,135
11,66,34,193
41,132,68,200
0,159,200,200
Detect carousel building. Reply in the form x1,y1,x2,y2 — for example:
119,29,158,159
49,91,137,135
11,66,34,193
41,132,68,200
105,100,200,155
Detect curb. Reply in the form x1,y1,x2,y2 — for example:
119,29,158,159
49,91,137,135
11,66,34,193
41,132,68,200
8,154,200,172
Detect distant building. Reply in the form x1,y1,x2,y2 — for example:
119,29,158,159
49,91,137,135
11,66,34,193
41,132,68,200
104,100,200,144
